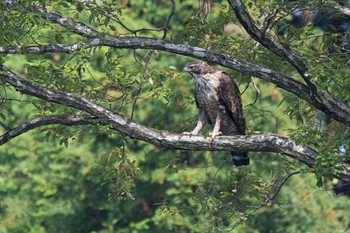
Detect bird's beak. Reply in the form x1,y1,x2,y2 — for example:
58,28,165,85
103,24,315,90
183,66,191,72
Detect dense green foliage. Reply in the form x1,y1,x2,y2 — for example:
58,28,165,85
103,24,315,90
1,0,350,232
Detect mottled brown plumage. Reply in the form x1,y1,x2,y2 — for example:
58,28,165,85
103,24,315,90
183,61,249,166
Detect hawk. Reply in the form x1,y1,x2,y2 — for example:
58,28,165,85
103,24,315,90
183,61,249,166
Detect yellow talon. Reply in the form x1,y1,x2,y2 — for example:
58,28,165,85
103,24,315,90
208,131,222,138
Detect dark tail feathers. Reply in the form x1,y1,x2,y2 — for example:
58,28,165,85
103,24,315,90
231,151,249,167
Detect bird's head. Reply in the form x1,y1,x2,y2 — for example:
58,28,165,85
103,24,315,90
183,61,212,75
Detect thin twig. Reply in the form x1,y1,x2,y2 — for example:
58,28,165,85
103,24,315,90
229,171,301,231
130,0,176,120
244,77,260,107
0,121,10,130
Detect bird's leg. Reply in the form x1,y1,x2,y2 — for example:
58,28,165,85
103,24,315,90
183,111,207,136
209,111,222,138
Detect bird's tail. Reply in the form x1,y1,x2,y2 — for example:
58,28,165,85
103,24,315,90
231,151,249,167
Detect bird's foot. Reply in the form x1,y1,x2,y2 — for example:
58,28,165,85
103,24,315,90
182,131,197,136
208,131,222,138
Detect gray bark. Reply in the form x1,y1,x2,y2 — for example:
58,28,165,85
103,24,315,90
0,5,349,123
1,2,350,182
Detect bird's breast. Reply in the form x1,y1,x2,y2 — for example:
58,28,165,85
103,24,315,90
195,84,218,106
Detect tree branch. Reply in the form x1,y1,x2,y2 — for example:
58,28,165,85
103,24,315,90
229,2,350,123
0,43,82,54
1,65,350,181
333,4,350,17
0,115,98,145
1,5,349,124
227,0,317,93
32,5,99,37
0,41,310,104
1,49,350,125
231,171,301,229
0,65,312,159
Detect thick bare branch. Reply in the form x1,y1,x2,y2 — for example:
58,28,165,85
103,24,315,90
0,115,97,145
1,65,350,181
0,38,102,54
97,36,350,124
1,35,349,124
0,41,310,105
227,0,316,92
1,5,349,124
32,6,99,37
0,43,81,54
0,66,312,158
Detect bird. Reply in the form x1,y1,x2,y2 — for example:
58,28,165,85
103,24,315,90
182,61,249,166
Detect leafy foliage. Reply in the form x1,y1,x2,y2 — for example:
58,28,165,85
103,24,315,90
1,0,350,232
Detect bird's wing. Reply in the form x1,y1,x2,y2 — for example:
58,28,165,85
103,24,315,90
219,72,246,134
